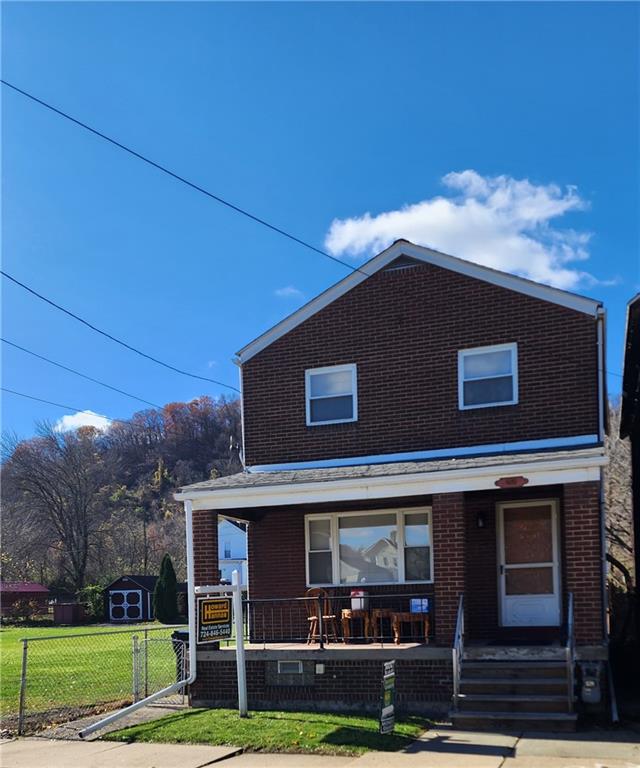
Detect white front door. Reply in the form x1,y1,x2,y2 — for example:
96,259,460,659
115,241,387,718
497,500,561,627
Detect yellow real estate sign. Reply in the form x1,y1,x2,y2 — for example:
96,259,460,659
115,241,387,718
197,596,232,643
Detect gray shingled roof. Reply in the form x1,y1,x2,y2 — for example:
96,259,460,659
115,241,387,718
179,446,603,495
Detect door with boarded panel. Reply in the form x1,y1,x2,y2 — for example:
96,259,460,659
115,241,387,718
497,500,561,627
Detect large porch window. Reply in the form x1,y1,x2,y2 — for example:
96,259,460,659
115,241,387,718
305,508,433,586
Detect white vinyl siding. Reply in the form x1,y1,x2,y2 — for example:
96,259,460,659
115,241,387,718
305,364,357,426
304,508,432,586
458,343,518,410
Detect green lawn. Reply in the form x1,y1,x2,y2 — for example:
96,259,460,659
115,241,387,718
105,708,428,756
0,623,186,719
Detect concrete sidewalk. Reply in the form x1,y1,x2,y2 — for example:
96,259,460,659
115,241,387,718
351,726,640,767
2,727,639,768
0,738,242,768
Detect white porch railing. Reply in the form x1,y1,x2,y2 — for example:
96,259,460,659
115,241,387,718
452,594,465,709
565,591,575,713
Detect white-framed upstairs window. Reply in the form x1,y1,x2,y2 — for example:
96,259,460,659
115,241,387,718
458,342,518,410
305,508,433,586
305,364,357,426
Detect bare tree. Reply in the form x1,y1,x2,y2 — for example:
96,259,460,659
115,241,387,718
605,401,634,588
2,424,112,590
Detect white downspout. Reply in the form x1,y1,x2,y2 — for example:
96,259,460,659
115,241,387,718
596,308,608,642
80,500,197,738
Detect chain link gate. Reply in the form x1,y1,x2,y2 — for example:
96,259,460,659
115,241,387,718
132,631,188,705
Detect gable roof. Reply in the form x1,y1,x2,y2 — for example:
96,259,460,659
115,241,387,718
236,240,602,364
105,574,158,591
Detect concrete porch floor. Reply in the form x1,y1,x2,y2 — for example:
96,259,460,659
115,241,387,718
200,641,451,660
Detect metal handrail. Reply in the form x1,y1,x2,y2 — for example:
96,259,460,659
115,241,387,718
565,591,575,713
452,594,465,709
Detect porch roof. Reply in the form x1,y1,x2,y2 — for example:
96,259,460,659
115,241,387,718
175,446,606,510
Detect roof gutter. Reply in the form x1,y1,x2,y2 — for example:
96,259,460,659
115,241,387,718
80,501,197,738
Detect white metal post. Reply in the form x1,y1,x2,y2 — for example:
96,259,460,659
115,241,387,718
132,635,139,702
18,639,28,735
232,569,248,717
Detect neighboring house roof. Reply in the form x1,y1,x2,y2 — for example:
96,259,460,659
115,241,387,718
178,446,605,495
104,575,187,593
621,293,640,439
0,582,49,594
235,240,603,364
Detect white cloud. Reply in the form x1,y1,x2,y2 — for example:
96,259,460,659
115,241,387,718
207,360,217,368
274,285,303,299
325,170,600,290
54,410,111,432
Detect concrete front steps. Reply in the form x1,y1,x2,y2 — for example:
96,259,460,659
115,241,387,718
450,655,577,732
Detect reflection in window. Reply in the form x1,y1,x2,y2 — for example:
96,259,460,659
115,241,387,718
339,513,398,583
306,509,432,585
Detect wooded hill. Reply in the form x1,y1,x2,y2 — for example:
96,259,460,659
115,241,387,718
1,396,241,592
0,398,633,599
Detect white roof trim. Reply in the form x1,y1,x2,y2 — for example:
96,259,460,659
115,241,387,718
236,240,602,364
176,453,606,510
247,434,600,473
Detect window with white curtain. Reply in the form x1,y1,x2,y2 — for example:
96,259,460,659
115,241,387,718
458,343,518,409
305,364,357,425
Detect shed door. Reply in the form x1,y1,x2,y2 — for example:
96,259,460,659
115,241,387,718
109,589,143,621
497,500,561,627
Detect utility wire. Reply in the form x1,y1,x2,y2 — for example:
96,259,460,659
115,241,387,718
1,78,368,277
0,270,240,393
0,80,624,383
1,386,128,426
2,337,162,409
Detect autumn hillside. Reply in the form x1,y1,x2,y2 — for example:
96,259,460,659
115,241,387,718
1,396,241,593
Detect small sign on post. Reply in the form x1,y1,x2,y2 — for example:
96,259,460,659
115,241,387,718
197,596,232,644
379,660,396,734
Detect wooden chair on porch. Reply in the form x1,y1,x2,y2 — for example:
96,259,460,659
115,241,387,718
305,587,339,644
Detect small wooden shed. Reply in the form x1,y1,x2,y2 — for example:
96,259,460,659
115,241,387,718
104,575,187,622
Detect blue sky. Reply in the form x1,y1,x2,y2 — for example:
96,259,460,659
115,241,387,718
2,1,638,437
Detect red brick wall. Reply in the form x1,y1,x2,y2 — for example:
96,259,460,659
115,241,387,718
192,510,220,586
191,656,452,712
248,508,306,599
563,481,604,644
464,493,499,640
432,493,465,645
242,259,599,466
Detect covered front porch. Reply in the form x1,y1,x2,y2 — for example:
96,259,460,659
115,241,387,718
179,446,607,652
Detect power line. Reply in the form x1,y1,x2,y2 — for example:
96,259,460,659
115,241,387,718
2,337,162,409
0,270,240,393
1,386,128,426
1,78,368,277
0,83,624,384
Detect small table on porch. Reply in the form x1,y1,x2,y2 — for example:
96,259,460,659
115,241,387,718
391,611,430,645
341,609,372,642
371,608,394,642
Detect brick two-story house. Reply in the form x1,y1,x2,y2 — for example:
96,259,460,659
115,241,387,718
176,239,608,729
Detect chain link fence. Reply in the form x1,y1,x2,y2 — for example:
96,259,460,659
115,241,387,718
12,625,187,735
